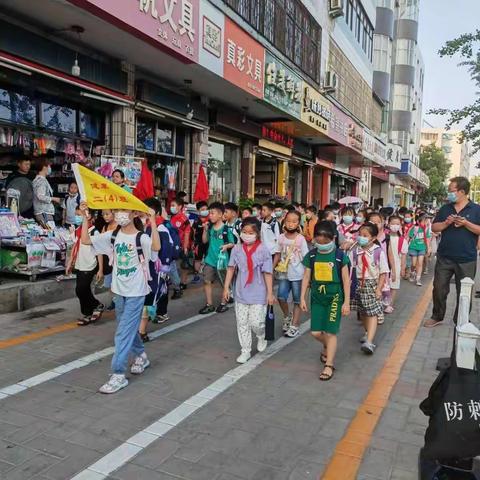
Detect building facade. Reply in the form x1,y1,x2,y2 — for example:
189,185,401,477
0,0,427,209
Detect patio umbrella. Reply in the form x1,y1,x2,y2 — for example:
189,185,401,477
338,196,363,205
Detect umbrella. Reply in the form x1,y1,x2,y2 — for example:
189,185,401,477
338,196,363,205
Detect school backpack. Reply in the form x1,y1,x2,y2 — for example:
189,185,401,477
145,225,174,266
163,220,182,260
306,247,347,291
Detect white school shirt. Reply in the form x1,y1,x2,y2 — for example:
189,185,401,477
261,218,280,255
91,230,152,297
354,244,390,280
75,227,99,272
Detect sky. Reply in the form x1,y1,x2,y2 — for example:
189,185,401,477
418,0,479,127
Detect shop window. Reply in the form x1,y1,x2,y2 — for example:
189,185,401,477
156,123,173,155
80,111,101,139
136,118,155,151
175,128,186,158
41,102,76,133
0,89,36,126
208,140,236,201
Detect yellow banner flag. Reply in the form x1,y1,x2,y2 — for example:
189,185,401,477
72,163,149,213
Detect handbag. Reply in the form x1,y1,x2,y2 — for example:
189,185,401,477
275,236,299,278
265,305,275,341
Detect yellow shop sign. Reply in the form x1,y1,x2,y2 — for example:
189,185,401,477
301,83,332,135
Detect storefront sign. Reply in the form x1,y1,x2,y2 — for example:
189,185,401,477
224,18,264,98
358,167,371,202
328,104,350,147
385,143,402,171
264,52,302,119
261,126,294,149
70,0,200,62
301,84,331,135
374,140,387,167
199,0,224,76
362,129,375,162
348,123,363,153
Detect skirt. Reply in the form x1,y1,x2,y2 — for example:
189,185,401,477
351,279,384,317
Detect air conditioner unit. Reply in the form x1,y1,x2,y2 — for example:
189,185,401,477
329,0,344,18
323,71,338,93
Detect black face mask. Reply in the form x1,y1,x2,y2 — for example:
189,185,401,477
285,227,298,233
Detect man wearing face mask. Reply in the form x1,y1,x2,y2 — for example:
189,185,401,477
426,177,480,328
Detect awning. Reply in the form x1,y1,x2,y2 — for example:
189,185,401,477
136,102,207,130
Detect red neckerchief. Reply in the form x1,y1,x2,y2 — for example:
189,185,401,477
361,250,369,287
340,223,355,235
243,240,261,286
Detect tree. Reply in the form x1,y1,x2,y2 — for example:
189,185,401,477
429,30,480,156
470,176,480,203
419,145,451,203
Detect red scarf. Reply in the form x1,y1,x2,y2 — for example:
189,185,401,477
243,240,261,286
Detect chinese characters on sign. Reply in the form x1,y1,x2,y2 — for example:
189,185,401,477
224,18,264,98
348,123,364,153
444,400,480,422
301,84,331,135
328,104,350,147
203,16,221,57
89,182,129,206
264,52,302,119
262,126,294,149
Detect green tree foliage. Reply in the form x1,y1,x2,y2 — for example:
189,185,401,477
429,30,480,155
470,175,480,203
419,145,451,203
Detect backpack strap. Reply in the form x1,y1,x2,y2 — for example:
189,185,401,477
221,224,230,245
110,225,121,247
135,232,145,264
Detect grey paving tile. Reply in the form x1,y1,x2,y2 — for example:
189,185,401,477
1,453,60,480
130,438,180,470
157,456,221,480
111,463,179,480
0,439,40,465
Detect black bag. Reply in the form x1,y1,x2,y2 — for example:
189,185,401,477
420,351,480,461
265,305,275,341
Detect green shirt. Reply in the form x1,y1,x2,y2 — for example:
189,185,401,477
204,224,235,268
408,226,431,251
302,249,350,286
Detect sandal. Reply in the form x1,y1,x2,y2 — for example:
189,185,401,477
320,352,327,363
77,316,92,326
90,304,105,324
139,332,150,343
319,365,335,381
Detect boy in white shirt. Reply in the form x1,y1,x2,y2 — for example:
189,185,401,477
80,203,160,394
261,202,281,256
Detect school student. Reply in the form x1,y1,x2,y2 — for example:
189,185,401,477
191,201,209,284
199,202,235,314
387,215,407,310
63,181,80,228
351,223,389,355
300,221,350,381
100,209,117,311
241,207,253,220
223,217,275,364
251,203,262,219
81,203,160,394
274,210,309,338
261,202,281,256
338,207,357,250
408,213,431,286
224,202,242,242
303,205,318,244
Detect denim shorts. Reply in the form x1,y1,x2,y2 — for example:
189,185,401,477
277,279,302,304
409,248,426,257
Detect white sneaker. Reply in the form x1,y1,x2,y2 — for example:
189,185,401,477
285,325,300,338
130,353,150,375
236,352,251,364
282,314,292,333
257,337,268,353
409,272,415,282
416,279,422,286
361,341,376,355
359,332,368,344
99,374,128,394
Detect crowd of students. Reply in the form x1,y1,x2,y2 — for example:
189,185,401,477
73,196,436,392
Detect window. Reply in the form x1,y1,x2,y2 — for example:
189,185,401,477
0,89,36,126
156,123,173,154
392,84,411,111
395,39,415,66
224,0,321,82
343,0,374,61
136,117,186,157
373,35,392,73
41,102,75,133
80,111,102,139
136,118,155,151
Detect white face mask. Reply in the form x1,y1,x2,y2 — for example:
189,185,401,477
240,233,257,244
390,224,401,233
114,211,132,227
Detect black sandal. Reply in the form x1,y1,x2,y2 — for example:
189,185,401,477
77,316,92,326
319,365,335,381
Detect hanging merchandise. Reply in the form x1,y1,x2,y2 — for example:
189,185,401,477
99,155,143,185
133,160,154,201
193,164,209,202
166,164,177,191
75,140,85,163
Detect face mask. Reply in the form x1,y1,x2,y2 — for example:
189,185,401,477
252,211,258,217
200,210,209,217
390,224,401,233
114,211,132,227
357,236,370,247
170,207,178,215
333,210,339,215
447,192,458,203
404,217,412,224
356,216,364,224
47,166,52,175
315,241,335,252
74,215,83,226
274,211,283,218
240,233,257,244
343,215,353,225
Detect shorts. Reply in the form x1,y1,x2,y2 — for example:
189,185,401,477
203,264,224,284
277,279,302,304
103,273,112,289
409,248,426,257
194,244,208,262
310,284,343,334
352,279,383,317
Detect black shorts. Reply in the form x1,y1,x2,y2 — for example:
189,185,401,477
194,244,208,261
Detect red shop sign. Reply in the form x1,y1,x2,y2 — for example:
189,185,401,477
261,126,294,148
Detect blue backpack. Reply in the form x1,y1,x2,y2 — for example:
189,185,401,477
163,220,182,260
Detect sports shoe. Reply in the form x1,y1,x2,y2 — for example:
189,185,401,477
416,278,422,286
236,352,251,364
216,303,229,313
359,332,368,344
99,374,128,394
285,325,300,338
282,314,292,333
191,275,201,284
361,341,376,355
199,304,215,314
139,332,150,343
171,290,183,300
154,314,170,324
424,268,429,275
384,305,394,314
180,283,187,291
409,272,415,283
257,337,268,353
130,353,150,375
377,315,385,325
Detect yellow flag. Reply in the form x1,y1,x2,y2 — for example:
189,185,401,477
72,163,149,213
